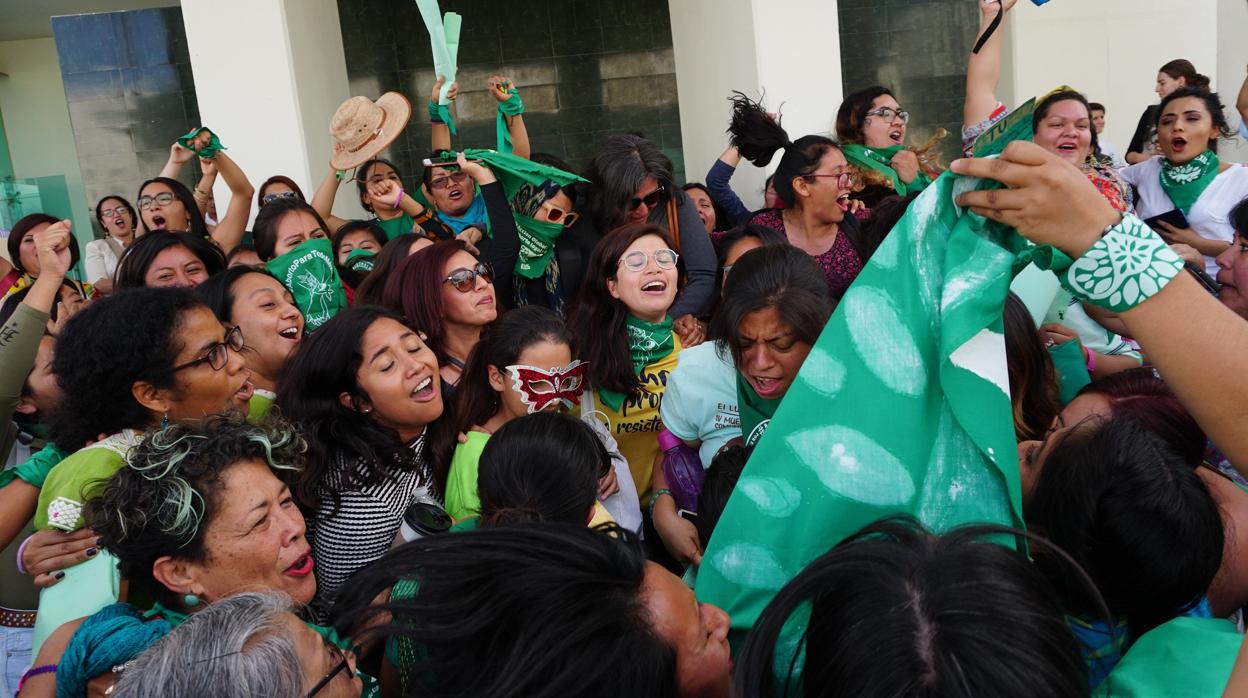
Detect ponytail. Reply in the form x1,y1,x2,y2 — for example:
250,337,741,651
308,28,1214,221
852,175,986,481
726,91,838,209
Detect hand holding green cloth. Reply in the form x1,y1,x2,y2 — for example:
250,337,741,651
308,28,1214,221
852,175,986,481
495,87,525,154
266,238,347,333
598,316,675,411
176,127,226,159
841,143,932,196
694,165,1031,647
452,148,588,278
1160,149,1220,214
416,0,461,135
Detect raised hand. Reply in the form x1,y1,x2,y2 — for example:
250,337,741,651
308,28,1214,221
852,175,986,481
431,75,459,104
980,0,1018,17
169,142,195,165
33,219,74,280
367,176,400,203
488,75,514,102
891,149,921,184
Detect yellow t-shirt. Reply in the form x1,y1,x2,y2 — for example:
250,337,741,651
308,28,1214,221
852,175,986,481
592,337,682,502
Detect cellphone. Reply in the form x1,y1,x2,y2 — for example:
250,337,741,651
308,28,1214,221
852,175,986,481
678,509,698,523
1143,209,1190,231
422,158,483,168
1184,263,1221,295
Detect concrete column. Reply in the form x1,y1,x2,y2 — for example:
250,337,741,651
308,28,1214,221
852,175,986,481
1216,0,1248,164
180,0,363,224
669,0,843,210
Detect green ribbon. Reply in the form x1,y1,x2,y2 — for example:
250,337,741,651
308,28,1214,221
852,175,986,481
597,315,674,412
176,127,226,159
735,372,781,447
495,88,525,154
841,143,931,196
1160,150,1219,214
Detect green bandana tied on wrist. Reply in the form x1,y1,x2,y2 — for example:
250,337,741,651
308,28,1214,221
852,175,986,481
1160,150,1219,214
428,100,457,136
597,316,675,412
841,143,932,196
495,87,525,154
176,127,226,159
735,372,781,447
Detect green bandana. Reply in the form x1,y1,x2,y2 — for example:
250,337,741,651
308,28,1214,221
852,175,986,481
695,161,1032,652
841,143,932,196
344,248,377,275
495,87,525,154
1160,150,1220,214
598,315,674,411
735,372,781,447
266,238,347,333
514,215,565,279
176,127,226,159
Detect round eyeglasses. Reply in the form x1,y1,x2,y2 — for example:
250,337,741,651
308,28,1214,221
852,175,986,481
618,248,678,272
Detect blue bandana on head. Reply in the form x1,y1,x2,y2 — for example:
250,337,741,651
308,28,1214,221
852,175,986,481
437,193,488,235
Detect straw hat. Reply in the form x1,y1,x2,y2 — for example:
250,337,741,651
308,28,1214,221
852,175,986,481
330,92,412,171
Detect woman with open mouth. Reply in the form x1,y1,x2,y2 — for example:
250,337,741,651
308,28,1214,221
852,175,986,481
1119,88,1248,278
140,132,254,254
729,94,883,301
14,288,255,654
197,267,306,422
84,195,138,295
276,306,450,622
381,240,499,394
22,415,340,697
836,86,941,207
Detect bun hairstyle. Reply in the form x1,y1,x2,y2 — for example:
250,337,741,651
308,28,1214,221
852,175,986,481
727,92,837,209
1159,59,1211,91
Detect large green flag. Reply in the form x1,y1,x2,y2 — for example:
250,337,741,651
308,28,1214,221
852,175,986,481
456,149,587,279
693,165,1031,642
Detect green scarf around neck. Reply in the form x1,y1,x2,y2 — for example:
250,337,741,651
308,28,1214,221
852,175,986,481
597,315,674,412
1160,150,1220,214
841,143,932,196
735,372,782,447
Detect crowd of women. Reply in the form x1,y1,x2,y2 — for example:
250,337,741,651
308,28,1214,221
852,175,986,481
3,0,1248,695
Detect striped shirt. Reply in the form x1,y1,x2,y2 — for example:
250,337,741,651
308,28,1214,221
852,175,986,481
307,436,439,621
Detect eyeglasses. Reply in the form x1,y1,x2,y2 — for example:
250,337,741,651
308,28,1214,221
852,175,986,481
172,326,245,372
100,206,128,218
305,640,352,697
538,200,579,228
864,106,910,124
138,192,177,210
429,171,469,190
802,171,856,189
627,187,666,212
262,191,299,205
444,262,494,292
618,248,678,272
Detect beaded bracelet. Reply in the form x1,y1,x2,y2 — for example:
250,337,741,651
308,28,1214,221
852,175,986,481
648,488,673,519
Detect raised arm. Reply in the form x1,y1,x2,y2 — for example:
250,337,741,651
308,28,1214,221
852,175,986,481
205,149,254,253
158,141,196,179
192,157,218,217
490,75,531,160
430,76,458,154
312,152,353,234
1237,65,1248,132
706,145,752,226
963,0,1018,128
954,141,1248,473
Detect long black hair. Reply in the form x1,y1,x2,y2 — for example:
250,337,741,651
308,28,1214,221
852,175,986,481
1003,292,1060,442
581,134,677,232
735,517,1091,698
114,231,227,289
6,213,81,276
250,197,332,262
274,306,450,510
137,177,209,239
477,412,608,527
453,306,576,434
728,92,838,209
354,233,424,306
1025,416,1224,640
566,224,682,398
709,244,832,369
331,523,679,698
50,288,205,451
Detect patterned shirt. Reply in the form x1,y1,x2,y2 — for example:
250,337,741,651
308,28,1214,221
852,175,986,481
748,209,865,299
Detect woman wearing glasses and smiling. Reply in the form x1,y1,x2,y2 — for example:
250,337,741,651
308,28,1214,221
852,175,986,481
836,87,940,208
730,95,886,300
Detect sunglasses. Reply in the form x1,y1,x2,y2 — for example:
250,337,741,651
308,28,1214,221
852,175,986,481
618,248,678,272
172,326,245,373
864,106,910,124
538,200,579,228
137,192,177,210
627,186,666,211
445,262,494,292
262,191,299,205
429,171,470,190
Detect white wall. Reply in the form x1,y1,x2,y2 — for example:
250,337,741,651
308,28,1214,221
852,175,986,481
0,38,92,245
1216,0,1248,164
1004,0,1221,158
670,0,843,209
181,0,360,225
